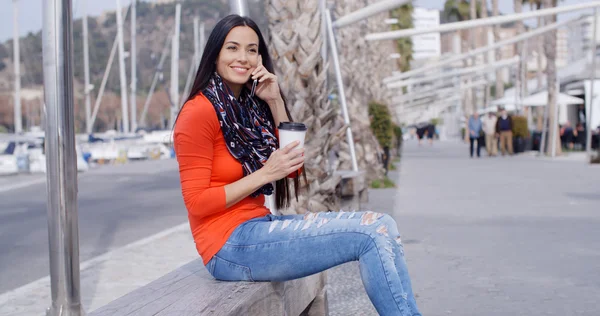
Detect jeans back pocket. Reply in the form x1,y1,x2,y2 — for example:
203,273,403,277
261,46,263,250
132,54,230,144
208,255,254,282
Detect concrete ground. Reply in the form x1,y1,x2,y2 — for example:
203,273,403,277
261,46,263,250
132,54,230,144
327,140,600,316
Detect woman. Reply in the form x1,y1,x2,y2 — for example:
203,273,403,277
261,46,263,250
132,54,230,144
174,14,421,316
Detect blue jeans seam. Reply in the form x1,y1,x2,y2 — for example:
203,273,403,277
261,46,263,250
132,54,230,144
213,255,255,282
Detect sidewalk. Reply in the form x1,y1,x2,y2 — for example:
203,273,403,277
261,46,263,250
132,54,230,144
326,170,402,316
0,223,197,315
327,140,600,316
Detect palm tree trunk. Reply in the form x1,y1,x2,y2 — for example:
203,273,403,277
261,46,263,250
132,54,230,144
468,0,476,115
480,0,491,108
266,0,344,214
536,1,545,131
514,0,524,110
492,0,504,99
542,0,561,155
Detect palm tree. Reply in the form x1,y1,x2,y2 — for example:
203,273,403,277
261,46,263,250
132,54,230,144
480,0,491,108
266,0,345,214
542,0,561,155
444,0,476,139
514,0,525,107
491,0,504,99
523,0,547,131
389,4,414,73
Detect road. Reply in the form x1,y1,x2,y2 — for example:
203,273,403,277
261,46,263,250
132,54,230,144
0,159,187,294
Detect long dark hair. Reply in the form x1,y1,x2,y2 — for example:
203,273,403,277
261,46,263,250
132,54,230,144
176,14,306,210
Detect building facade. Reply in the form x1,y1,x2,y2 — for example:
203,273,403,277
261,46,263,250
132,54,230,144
411,7,441,60
568,14,600,63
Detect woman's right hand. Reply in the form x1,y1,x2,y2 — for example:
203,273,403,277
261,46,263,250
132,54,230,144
260,141,305,183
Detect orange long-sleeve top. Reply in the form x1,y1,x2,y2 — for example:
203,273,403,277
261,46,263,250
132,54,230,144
174,93,270,265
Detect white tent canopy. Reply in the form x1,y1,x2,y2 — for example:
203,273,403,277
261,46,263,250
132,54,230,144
520,91,584,106
490,94,517,107
490,90,583,107
478,103,517,114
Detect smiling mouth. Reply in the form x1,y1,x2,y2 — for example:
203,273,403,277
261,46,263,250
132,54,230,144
231,66,249,74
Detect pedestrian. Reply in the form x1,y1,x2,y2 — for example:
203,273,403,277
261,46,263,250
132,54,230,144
427,123,436,145
468,112,483,158
482,112,498,156
172,15,421,316
495,108,514,155
416,125,426,146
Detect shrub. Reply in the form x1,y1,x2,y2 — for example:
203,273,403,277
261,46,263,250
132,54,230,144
370,176,396,189
393,124,403,142
512,115,530,138
368,101,393,148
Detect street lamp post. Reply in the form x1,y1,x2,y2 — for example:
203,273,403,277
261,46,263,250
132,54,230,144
229,0,249,16
42,0,84,315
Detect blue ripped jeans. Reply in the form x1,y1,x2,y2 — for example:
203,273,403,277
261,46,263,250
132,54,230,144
205,211,421,316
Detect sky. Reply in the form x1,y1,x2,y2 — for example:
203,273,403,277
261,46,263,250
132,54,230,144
0,0,595,42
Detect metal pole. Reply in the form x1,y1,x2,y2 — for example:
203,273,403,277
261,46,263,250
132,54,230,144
13,0,22,134
181,17,200,105
514,64,519,115
229,0,249,16
519,41,528,113
130,0,137,132
42,0,83,315
333,0,410,29
200,23,206,53
551,81,560,158
539,89,549,155
366,1,600,41
387,56,519,89
326,9,358,172
169,1,181,128
521,39,528,116
83,0,92,134
194,17,200,68
88,6,131,131
89,36,118,131
384,17,580,83
586,9,597,160
115,0,129,133
139,31,172,127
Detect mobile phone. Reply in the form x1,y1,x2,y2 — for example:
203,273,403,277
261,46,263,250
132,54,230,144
250,78,257,97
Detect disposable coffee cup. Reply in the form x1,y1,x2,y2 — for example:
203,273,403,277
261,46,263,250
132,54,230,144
278,122,307,150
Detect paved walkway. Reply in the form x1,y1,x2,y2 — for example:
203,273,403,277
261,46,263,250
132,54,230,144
327,140,600,315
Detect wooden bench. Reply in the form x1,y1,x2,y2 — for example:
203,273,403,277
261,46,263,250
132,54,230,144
89,259,328,316
334,170,368,210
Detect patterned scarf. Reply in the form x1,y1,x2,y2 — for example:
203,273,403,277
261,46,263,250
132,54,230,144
203,72,278,197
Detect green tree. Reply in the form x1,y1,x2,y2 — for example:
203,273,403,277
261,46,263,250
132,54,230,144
389,4,414,72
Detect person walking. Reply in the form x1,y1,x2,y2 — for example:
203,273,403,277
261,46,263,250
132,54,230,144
173,15,421,316
482,112,498,156
468,112,483,158
495,108,514,155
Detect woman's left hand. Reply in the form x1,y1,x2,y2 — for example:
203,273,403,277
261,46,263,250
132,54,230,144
250,55,281,103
